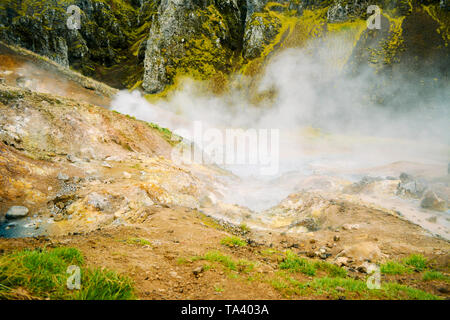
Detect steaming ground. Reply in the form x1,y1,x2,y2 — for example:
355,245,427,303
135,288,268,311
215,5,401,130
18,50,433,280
111,46,449,238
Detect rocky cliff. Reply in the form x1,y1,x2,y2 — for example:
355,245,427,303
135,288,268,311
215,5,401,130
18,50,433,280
1,0,449,94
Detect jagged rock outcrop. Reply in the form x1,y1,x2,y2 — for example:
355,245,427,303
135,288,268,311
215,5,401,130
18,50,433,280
142,0,246,93
242,3,281,60
327,0,371,23
1,0,448,94
0,0,154,86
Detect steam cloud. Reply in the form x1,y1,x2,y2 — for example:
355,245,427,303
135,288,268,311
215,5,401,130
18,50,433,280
111,36,449,211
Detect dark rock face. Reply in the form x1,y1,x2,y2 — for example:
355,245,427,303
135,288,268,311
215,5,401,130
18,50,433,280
142,0,247,93
327,0,371,23
0,0,145,81
242,5,281,60
1,0,448,94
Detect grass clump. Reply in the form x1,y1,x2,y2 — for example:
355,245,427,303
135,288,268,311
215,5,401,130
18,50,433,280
381,254,429,274
0,247,134,300
239,224,250,233
220,236,247,248
381,282,440,300
125,238,152,247
146,122,182,146
279,251,316,276
260,248,279,256
272,275,441,300
422,271,448,281
380,261,411,275
403,254,428,272
214,285,224,293
192,251,237,271
278,251,347,277
191,251,255,274
314,261,347,278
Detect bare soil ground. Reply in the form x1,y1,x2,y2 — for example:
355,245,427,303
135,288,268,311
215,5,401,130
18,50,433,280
1,201,449,300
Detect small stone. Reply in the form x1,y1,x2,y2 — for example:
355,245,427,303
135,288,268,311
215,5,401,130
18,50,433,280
336,286,345,293
67,155,79,163
319,252,331,260
420,191,447,212
334,257,348,267
309,239,316,244
5,206,29,219
357,262,371,274
102,161,112,168
123,172,131,179
342,224,359,230
437,286,449,294
333,235,340,242
57,172,70,181
192,266,204,276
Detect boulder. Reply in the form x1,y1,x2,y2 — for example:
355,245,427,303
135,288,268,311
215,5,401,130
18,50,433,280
5,206,29,219
420,190,447,212
396,173,427,199
334,256,348,267
338,242,386,263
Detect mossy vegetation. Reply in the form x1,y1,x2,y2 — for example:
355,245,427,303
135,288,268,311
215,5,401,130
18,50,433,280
380,261,411,275
381,254,429,274
0,247,135,300
271,270,440,300
279,250,347,277
403,254,428,272
125,238,152,247
220,236,247,248
191,250,256,274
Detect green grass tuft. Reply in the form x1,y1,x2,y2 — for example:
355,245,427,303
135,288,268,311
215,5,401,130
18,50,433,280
272,275,441,300
279,251,316,276
422,271,448,281
220,236,247,248
403,254,428,272
192,251,237,271
191,251,256,274
239,224,250,233
125,238,152,246
380,261,411,275
0,247,135,300
314,261,347,278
